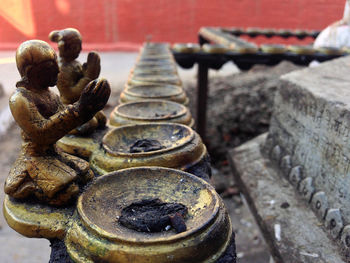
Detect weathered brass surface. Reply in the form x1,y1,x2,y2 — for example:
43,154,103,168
132,65,177,75
3,195,72,239
128,72,182,86
316,46,345,55
260,44,287,54
138,54,174,62
66,167,232,263
202,43,228,53
4,40,230,262
138,52,173,60
134,59,175,67
49,28,107,135
131,69,178,77
143,42,170,50
109,100,194,127
172,43,201,53
199,27,258,54
135,59,175,67
4,40,110,206
90,123,207,175
140,46,171,53
287,45,316,55
120,84,189,105
56,128,108,159
230,44,259,54
4,167,232,262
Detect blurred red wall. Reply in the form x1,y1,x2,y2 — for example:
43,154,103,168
0,0,345,50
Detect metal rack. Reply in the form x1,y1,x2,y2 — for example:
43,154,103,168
172,27,347,140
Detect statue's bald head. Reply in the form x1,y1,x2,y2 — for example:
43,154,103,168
49,28,82,44
16,40,57,78
49,28,82,61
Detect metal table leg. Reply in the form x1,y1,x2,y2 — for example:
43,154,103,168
196,63,209,141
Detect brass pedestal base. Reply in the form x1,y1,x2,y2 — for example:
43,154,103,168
57,127,109,159
49,233,236,263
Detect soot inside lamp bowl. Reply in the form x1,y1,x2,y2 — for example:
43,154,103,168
129,139,164,153
102,123,193,156
119,198,187,233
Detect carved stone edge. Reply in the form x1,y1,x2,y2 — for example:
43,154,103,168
261,134,350,252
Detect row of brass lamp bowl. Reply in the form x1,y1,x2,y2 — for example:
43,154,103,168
102,42,209,180
6,42,234,262
86,42,234,261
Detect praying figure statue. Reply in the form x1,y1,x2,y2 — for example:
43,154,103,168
4,40,110,206
49,28,107,135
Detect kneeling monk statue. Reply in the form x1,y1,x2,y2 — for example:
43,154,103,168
4,40,111,206
49,28,107,135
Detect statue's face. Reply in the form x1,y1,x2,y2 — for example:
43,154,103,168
59,39,82,61
28,60,59,88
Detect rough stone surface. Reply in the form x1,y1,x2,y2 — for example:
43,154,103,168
265,56,350,227
229,134,346,263
184,61,303,163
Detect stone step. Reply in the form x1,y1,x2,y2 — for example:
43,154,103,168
228,134,346,263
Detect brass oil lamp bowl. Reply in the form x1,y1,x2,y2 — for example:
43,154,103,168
138,52,173,60
135,60,175,67
128,71,182,86
287,45,316,55
90,123,210,180
67,167,233,262
120,84,189,105
172,43,201,53
136,56,174,65
109,100,194,127
132,64,177,75
260,44,287,54
4,167,234,262
131,66,177,76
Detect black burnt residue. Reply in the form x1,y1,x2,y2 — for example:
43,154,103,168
129,139,164,153
119,198,187,233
